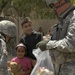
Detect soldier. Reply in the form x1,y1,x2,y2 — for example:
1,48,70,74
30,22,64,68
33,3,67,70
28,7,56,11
37,0,75,75
0,20,16,75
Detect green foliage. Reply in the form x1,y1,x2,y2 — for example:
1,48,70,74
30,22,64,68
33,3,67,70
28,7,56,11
71,0,75,4
0,0,75,19
0,0,8,12
11,0,55,19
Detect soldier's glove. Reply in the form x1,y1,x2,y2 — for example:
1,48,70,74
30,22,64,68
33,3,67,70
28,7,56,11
36,40,48,51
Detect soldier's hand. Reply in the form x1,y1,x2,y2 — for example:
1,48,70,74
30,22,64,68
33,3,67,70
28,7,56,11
36,40,48,51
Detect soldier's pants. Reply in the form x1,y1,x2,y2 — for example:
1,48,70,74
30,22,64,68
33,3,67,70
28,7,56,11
59,61,75,75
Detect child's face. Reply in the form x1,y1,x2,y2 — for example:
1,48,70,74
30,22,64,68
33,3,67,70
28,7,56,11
16,46,26,59
22,22,33,35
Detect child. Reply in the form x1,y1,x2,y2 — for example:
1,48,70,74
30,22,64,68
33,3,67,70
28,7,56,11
9,43,32,75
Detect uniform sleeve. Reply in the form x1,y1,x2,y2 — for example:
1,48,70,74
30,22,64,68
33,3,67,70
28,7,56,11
47,15,75,52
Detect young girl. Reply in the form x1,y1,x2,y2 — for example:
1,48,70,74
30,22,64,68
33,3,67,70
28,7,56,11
10,43,32,75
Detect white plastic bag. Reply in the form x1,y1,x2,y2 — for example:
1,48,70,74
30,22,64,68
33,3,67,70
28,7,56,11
30,48,54,75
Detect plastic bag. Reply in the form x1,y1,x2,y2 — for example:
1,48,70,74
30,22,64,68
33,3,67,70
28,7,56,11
30,48,54,75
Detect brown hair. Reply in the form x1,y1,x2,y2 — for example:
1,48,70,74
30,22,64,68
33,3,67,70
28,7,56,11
21,17,32,26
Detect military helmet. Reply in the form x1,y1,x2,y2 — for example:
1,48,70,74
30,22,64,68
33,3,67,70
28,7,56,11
0,20,17,37
45,0,72,18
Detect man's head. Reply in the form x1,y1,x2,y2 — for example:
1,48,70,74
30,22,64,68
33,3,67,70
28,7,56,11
0,20,17,42
21,17,33,35
45,0,73,18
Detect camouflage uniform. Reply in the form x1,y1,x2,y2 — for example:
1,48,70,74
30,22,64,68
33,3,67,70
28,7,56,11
46,8,75,75
37,2,75,75
0,34,8,75
0,20,16,75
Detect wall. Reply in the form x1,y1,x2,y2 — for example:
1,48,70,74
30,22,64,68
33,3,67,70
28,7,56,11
32,19,58,35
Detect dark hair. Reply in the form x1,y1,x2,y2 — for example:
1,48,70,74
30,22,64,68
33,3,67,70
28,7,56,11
21,17,32,26
16,46,27,57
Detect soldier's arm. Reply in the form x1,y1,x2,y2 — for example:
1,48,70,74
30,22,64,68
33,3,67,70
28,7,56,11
47,16,75,52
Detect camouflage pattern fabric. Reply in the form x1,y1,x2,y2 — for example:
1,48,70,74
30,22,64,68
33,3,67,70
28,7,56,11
0,20,16,37
36,5,75,75
0,35,8,75
46,9,75,75
59,62,75,75
0,20,16,75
